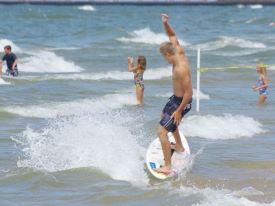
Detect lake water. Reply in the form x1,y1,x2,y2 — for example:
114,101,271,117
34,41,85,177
0,4,274,206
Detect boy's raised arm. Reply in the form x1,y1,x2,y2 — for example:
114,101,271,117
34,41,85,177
161,13,181,48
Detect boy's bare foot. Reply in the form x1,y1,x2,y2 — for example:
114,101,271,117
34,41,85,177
154,166,172,175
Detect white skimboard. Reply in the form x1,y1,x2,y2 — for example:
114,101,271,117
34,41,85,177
146,131,190,180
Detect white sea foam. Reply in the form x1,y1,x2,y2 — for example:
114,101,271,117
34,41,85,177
194,36,266,51
212,49,264,57
10,87,148,185
249,4,263,9
193,89,210,100
77,5,96,11
172,186,274,206
156,89,210,100
0,39,83,73
0,78,11,85
213,45,275,57
0,39,22,53
245,17,257,24
237,4,245,9
13,111,147,185
9,91,144,186
20,51,83,73
21,71,132,81
4,93,137,118
118,28,187,45
14,67,171,81
181,114,265,139
54,70,133,81
155,92,173,98
45,47,80,51
232,187,264,197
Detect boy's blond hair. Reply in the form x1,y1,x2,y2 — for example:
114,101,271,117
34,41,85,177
159,42,175,56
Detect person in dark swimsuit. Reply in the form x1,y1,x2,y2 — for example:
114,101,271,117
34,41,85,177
0,45,19,77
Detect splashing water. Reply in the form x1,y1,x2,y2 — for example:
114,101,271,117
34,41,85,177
181,114,265,140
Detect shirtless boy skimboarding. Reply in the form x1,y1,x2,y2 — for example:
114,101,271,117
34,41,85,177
155,14,193,175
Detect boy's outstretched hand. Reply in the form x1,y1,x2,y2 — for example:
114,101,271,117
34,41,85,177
161,13,169,23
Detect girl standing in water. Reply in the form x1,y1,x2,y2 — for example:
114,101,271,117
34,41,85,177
128,56,146,105
253,64,269,106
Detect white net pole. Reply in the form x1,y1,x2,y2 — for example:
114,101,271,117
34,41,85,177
196,48,201,113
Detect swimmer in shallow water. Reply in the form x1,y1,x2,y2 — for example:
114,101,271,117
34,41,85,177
128,56,146,105
0,45,19,77
252,63,269,106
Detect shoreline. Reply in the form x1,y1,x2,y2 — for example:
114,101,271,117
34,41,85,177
0,1,275,6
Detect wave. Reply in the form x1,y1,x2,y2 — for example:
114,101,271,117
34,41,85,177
249,4,263,9
245,17,258,24
0,39,83,73
193,89,210,100
173,186,274,206
45,47,80,51
12,110,147,185
9,91,147,185
13,112,274,199
212,45,275,57
0,39,22,53
77,5,96,11
3,93,137,118
156,89,210,100
117,28,187,45
181,114,265,139
232,187,264,197
9,89,149,186
20,51,83,73
237,4,245,9
237,4,263,9
0,78,11,85
193,36,266,51
13,67,171,81
211,49,265,57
